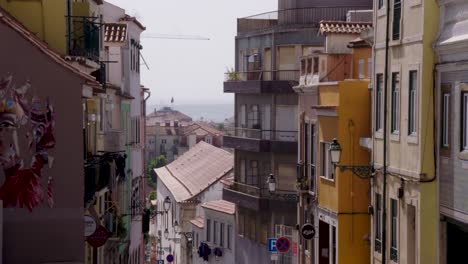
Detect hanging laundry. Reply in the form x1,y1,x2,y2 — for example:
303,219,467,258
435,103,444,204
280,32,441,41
115,154,126,180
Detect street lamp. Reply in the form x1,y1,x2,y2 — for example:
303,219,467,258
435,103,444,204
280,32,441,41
174,220,180,232
329,138,373,179
163,196,171,212
267,173,276,192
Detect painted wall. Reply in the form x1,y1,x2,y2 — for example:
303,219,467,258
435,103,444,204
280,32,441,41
0,20,84,264
0,0,68,54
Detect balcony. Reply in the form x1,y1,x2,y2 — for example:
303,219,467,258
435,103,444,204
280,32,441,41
237,7,369,35
97,130,124,153
224,70,299,94
67,16,101,64
223,181,298,211
223,127,297,153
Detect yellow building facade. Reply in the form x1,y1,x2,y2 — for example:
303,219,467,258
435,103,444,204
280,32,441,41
314,38,372,264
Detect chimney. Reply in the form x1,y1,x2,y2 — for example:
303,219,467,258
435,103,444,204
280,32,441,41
174,120,179,127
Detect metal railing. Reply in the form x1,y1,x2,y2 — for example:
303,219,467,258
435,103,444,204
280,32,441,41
67,16,101,62
225,70,300,82
238,7,370,33
228,180,297,202
225,127,297,142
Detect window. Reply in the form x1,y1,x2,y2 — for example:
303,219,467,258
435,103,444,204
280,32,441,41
238,214,244,236
367,58,373,79
358,59,365,79
220,223,225,246
227,225,232,249
247,160,258,185
442,93,450,148
408,71,418,135
205,135,212,145
393,0,402,40
301,59,306,75
313,57,319,75
390,199,398,261
304,122,309,179
173,139,179,145
391,72,400,133
239,159,246,183
378,0,384,9
376,74,384,131
213,221,218,244
248,105,260,129
311,124,316,190
307,58,312,74
462,92,468,151
375,193,382,253
161,139,166,144
320,142,334,180
206,219,211,242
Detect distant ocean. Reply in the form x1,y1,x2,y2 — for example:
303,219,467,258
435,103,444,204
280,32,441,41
147,104,234,123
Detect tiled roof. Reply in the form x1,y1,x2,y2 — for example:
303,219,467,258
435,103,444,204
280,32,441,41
0,9,98,85
319,21,372,35
190,216,204,228
202,200,236,215
104,23,127,42
120,14,146,31
155,141,233,202
183,122,223,136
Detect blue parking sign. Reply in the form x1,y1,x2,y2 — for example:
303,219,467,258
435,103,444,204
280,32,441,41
268,238,277,252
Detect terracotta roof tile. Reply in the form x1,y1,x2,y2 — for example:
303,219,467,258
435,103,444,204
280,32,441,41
202,200,236,215
190,216,204,228
155,141,233,202
319,21,372,35
104,23,127,43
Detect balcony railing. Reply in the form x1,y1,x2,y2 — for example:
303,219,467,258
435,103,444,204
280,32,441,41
225,127,297,142
98,130,124,152
238,7,369,33
225,70,300,82
67,16,101,62
228,181,298,202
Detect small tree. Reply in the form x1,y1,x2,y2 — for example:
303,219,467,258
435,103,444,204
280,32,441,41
146,155,167,187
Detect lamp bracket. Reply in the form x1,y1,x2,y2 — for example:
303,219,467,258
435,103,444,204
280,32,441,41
335,164,373,179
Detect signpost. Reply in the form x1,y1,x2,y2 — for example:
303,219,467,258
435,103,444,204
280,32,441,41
268,238,278,252
276,237,291,253
301,223,316,240
166,254,174,263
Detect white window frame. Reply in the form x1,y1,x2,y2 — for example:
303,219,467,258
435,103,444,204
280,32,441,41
320,142,334,181
376,74,384,132
227,225,232,249
442,93,450,148
391,72,400,134
462,92,468,151
358,59,365,79
390,199,399,262
408,71,418,136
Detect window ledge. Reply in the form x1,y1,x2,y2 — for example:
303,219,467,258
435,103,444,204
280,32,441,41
458,151,468,161
320,176,335,183
377,8,387,17
390,39,402,47
375,130,384,139
407,134,418,145
408,0,422,7
390,132,400,142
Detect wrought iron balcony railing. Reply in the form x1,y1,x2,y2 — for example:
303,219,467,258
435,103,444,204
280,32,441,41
225,127,297,142
225,70,299,82
228,180,298,202
67,16,101,62
238,7,370,33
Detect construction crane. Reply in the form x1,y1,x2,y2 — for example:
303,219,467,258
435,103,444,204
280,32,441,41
141,33,210,40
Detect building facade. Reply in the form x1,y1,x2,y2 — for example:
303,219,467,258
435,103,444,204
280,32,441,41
222,1,372,263
435,0,468,263
371,0,439,263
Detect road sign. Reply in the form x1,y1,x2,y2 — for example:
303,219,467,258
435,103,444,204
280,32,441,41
156,260,164,264
292,242,298,256
268,238,277,252
276,237,291,253
84,215,97,237
301,223,316,240
166,254,174,263
86,225,110,248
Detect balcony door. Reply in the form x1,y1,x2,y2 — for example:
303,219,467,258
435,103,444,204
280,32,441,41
276,105,297,141
263,48,272,80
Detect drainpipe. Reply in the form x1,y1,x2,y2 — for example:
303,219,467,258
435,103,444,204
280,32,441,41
382,0,392,262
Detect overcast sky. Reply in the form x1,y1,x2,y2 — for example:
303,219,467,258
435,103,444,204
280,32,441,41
106,0,277,106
